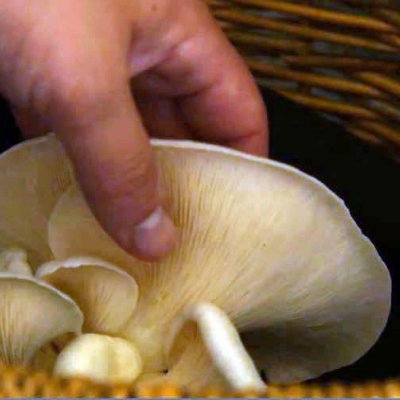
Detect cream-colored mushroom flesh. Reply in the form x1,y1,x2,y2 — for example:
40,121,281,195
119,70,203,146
0,136,72,267
36,257,138,334
0,248,32,276
54,333,143,385
0,135,391,387
0,275,83,365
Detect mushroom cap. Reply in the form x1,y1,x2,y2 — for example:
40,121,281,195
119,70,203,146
36,256,139,334
0,135,391,384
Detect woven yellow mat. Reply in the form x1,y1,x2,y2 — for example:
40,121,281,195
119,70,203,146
0,363,399,398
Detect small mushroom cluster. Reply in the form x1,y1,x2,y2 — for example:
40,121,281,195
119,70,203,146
0,134,391,392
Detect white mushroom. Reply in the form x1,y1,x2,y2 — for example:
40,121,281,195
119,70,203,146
0,135,391,392
0,275,83,365
54,333,143,385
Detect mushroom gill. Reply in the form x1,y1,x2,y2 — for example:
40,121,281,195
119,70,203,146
0,273,83,365
0,136,72,268
36,257,139,334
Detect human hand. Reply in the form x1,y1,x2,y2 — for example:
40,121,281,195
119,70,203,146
0,0,268,261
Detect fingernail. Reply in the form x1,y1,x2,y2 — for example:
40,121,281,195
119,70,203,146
132,207,179,260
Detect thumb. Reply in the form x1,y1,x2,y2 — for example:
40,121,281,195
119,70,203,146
53,84,178,261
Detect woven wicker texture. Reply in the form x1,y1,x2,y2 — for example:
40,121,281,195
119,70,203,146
0,363,399,398
207,0,400,158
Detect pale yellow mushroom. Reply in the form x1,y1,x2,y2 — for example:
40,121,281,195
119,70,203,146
0,135,391,392
0,275,83,365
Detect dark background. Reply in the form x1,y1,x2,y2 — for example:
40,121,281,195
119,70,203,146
0,89,399,382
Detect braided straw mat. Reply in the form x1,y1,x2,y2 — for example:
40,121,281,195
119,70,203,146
0,362,397,398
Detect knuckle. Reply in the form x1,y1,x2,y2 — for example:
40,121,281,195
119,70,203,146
24,50,126,131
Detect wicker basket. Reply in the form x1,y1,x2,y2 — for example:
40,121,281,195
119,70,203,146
0,363,399,398
207,0,400,159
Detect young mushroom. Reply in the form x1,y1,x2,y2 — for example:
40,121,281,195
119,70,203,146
0,272,83,365
0,134,391,393
36,256,143,384
0,248,32,276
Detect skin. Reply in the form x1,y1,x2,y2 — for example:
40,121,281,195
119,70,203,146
0,0,268,261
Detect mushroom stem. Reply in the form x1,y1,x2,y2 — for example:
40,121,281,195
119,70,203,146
54,333,143,385
168,303,267,393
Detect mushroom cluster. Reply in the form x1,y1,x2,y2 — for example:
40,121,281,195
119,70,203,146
0,134,391,392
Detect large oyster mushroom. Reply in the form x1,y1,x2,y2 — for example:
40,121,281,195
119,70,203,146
0,134,391,392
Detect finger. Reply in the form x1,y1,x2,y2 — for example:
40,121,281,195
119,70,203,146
131,1,268,156
12,107,49,139
52,84,178,261
133,93,191,140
